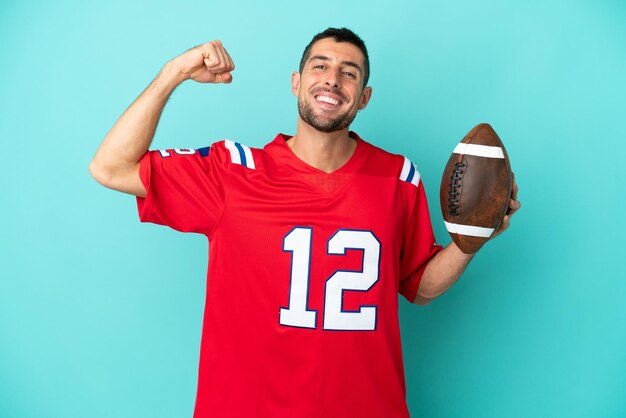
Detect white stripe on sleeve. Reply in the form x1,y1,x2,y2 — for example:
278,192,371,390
224,140,241,165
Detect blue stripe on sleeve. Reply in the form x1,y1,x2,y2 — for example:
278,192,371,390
197,146,211,157
406,163,415,183
234,142,247,167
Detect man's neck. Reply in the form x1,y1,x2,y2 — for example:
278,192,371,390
287,120,357,173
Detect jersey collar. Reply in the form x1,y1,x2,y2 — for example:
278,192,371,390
266,131,371,176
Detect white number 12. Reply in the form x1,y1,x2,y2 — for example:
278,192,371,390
279,227,380,331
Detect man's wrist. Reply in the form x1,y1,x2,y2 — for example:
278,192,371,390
151,62,188,98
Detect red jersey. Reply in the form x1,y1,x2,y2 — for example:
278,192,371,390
137,132,442,418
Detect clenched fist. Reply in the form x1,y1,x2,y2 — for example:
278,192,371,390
169,40,235,84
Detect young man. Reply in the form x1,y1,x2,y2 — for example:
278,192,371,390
90,28,520,418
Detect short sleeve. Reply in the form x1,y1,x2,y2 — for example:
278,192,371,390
398,181,443,302
136,143,230,236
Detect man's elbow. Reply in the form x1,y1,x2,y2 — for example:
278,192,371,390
89,159,146,197
413,284,448,306
88,158,114,188
413,291,439,306
88,158,125,190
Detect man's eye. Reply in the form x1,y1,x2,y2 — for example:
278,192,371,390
344,72,356,78
314,65,325,69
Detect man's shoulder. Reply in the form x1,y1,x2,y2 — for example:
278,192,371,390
211,139,259,170
361,138,401,161
356,135,422,188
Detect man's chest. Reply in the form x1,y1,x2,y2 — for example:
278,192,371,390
207,172,407,332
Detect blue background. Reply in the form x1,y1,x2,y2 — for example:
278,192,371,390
1,1,625,417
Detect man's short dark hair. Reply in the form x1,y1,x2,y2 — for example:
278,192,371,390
299,27,370,88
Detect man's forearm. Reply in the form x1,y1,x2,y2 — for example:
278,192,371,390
89,62,187,194
414,242,474,303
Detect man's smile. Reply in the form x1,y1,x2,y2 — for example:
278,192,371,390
315,94,342,106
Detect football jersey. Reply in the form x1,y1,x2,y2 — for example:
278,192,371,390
136,131,443,418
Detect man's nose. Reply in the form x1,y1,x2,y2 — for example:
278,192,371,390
324,69,341,88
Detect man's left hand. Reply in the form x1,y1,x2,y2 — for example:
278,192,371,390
491,172,521,239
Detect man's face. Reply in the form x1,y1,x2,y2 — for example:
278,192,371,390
292,38,372,133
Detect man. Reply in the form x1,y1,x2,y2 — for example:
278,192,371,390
90,28,520,418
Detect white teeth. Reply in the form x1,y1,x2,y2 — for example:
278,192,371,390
316,95,340,105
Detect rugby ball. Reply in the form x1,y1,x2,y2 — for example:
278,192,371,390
440,123,512,254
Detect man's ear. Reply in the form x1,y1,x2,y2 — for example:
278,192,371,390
291,72,301,96
358,86,373,110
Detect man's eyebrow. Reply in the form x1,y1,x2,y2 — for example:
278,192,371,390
308,55,363,74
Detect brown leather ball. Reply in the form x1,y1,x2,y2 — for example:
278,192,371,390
440,123,512,254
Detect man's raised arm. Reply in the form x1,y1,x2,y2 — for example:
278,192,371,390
89,40,235,197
